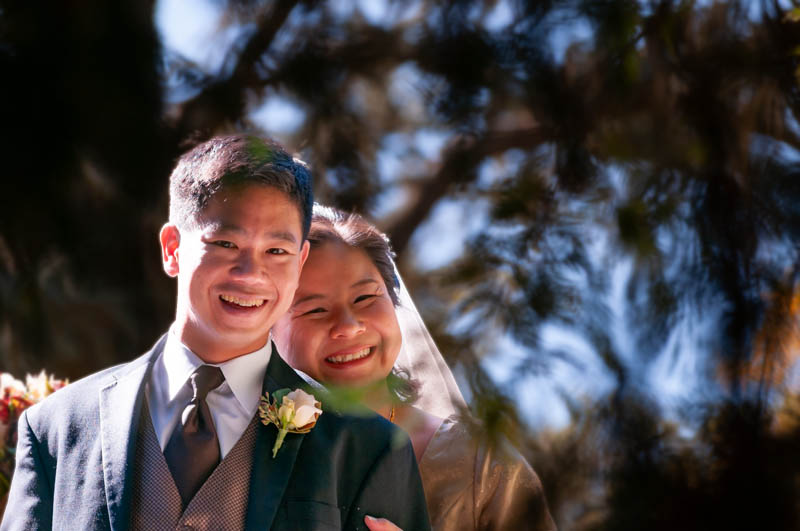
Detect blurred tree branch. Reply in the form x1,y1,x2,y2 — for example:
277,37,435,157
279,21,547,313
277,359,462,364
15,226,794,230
171,0,298,140
3,0,800,526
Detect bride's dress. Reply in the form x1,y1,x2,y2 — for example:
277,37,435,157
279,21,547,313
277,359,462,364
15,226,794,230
395,276,557,530
419,417,554,530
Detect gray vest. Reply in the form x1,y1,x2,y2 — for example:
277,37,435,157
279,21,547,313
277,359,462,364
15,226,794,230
131,403,258,530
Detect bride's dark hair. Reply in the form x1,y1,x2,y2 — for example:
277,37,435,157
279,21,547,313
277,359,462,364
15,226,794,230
306,204,400,305
307,204,419,404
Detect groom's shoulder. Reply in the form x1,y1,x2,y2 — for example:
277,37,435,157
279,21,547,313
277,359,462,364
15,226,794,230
23,348,155,431
311,402,412,458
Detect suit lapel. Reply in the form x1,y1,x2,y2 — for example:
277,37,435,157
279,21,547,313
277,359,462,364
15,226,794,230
246,344,309,530
99,337,164,531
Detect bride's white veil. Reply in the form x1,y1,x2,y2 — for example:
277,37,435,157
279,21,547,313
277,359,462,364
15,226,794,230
393,268,467,420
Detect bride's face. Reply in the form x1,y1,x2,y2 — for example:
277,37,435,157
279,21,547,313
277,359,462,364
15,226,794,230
272,240,402,387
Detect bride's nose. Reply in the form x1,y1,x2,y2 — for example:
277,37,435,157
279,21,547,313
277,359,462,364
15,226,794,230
330,307,365,338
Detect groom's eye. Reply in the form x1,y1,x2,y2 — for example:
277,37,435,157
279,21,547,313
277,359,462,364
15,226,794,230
267,248,288,255
213,240,236,249
301,307,326,316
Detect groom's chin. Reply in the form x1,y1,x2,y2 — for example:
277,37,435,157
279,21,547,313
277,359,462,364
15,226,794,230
183,326,272,363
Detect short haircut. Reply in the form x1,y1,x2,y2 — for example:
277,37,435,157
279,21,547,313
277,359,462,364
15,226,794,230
307,204,399,305
168,134,313,238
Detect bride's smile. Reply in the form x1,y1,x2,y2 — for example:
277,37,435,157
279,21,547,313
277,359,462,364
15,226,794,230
272,240,402,387
325,345,374,364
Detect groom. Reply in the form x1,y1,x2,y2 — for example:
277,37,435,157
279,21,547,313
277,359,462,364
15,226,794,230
2,135,430,530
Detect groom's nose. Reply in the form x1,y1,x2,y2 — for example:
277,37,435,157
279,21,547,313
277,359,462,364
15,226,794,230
330,308,365,338
230,250,265,280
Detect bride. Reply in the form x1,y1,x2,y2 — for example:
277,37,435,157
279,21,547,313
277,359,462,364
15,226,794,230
272,205,556,531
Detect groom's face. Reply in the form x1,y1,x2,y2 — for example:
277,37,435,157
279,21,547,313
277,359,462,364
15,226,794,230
160,184,309,363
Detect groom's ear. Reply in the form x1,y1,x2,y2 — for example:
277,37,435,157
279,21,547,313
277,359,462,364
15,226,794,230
160,223,181,277
298,240,310,272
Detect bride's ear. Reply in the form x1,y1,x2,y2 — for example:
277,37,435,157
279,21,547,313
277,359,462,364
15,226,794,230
160,224,181,277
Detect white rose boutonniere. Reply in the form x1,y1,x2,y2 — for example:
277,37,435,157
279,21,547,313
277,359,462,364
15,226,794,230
259,388,322,458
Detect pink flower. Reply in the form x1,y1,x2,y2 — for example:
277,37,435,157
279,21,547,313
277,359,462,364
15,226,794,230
1,374,25,399
25,370,67,401
0,402,9,445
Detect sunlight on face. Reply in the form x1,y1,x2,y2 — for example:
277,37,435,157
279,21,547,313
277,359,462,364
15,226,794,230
161,185,309,362
272,241,402,387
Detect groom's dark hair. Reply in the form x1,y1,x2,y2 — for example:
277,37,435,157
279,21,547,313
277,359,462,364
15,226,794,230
168,134,313,238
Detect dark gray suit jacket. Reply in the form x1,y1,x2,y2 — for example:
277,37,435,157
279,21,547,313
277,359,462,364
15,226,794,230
1,336,431,530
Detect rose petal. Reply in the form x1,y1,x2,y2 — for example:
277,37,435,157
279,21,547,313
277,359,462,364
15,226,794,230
285,389,317,409
293,404,322,428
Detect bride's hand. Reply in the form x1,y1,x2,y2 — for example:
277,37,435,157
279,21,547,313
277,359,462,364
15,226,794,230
364,515,403,531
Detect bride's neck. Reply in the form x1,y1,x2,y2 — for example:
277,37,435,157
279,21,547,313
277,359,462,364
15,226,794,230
360,379,396,421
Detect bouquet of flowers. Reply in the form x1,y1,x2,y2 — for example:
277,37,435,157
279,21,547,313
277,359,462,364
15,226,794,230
0,371,68,499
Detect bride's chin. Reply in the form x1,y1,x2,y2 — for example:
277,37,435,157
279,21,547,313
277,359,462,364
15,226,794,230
327,375,377,388
324,371,386,389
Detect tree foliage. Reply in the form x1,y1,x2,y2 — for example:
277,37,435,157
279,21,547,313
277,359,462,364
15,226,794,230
3,0,800,527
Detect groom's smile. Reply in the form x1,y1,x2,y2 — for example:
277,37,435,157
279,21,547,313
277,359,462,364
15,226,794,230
160,184,310,363
219,293,266,308
216,291,269,315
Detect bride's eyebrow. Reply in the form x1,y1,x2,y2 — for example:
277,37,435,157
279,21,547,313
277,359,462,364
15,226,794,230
292,293,325,306
350,278,379,289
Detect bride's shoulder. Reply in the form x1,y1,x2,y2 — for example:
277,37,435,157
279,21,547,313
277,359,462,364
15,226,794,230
398,406,445,461
418,414,475,464
423,415,533,470
417,412,537,473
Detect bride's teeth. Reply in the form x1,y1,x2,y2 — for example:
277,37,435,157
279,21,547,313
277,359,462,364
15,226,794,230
326,347,371,364
220,294,265,308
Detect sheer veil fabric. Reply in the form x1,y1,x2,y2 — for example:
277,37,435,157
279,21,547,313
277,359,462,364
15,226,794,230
393,268,467,420
395,269,557,531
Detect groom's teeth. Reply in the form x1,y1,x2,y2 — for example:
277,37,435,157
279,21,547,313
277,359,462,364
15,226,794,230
326,347,371,364
220,294,265,308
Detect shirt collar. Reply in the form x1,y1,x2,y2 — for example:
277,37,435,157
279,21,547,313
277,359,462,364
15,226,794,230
162,329,271,414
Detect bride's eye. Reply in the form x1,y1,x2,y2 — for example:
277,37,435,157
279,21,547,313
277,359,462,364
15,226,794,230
354,294,376,304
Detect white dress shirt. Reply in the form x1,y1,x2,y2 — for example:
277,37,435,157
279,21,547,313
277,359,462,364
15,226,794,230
147,329,270,458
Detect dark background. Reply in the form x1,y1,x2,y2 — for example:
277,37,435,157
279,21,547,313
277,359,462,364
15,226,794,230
2,1,800,528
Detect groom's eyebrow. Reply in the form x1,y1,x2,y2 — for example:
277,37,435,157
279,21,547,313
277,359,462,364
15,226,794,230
265,230,298,243
213,224,297,243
